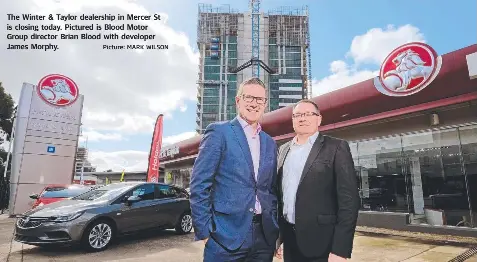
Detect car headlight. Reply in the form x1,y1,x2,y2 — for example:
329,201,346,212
51,211,84,222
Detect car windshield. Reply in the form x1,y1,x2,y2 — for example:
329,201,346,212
72,183,135,201
40,186,90,198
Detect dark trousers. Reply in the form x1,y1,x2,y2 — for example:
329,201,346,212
282,221,328,262
203,214,275,262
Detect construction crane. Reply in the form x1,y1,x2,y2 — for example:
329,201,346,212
228,0,275,76
306,13,313,98
250,0,260,77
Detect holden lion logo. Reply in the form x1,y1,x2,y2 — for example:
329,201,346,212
37,74,79,106
374,42,442,96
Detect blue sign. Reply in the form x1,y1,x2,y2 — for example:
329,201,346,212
47,146,55,153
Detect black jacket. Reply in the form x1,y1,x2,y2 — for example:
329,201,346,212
276,133,360,258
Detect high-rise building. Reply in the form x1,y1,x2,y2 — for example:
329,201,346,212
196,4,311,134
74,147,96,173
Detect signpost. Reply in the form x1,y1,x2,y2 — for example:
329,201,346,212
9,74,84,215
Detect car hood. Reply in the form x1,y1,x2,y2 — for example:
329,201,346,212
23,199,106,217
38,197,67,205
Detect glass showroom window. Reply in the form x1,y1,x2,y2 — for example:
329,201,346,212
402,128,472,227
457,124,477,228
355,135,408,212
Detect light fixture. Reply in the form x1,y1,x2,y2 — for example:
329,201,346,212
430,112,439,126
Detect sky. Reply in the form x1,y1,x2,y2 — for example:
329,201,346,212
0,0,475,171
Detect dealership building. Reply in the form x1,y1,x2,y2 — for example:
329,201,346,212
161,43,477,236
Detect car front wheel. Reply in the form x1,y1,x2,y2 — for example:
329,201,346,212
175,212,193,234
81,219,114,252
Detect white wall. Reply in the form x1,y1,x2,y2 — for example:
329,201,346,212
467,52,477,79
9,83,83,215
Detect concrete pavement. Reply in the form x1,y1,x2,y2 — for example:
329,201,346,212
0,216,474,262
95,233,471,262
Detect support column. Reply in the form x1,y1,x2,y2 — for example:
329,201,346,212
410,157,425,215
360,169,370,198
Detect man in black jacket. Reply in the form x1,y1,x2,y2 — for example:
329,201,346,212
275,99,360,262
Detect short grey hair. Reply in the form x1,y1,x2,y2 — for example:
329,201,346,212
236,77,266,97
293,99,320,113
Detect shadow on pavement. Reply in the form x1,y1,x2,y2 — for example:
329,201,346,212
12,228,195,260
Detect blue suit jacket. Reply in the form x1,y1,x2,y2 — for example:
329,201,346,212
190,117,279,251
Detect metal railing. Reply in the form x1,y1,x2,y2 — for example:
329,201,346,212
448,246,477,262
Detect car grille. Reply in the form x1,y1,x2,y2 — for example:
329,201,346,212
17,217,49,229
14,235,41,242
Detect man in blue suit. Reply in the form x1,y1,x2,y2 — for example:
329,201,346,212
190,77,279,261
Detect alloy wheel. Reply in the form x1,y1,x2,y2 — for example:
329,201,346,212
88,223,112,249
181,214,192,232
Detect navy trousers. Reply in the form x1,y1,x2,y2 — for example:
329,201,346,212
203,218,275,262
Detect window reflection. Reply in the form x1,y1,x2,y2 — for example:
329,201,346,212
402,129,470,227
458,125,477,227
167,168,192,189
350,125,477,228
354,136,408,212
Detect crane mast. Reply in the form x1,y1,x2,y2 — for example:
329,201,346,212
251,0,260,77
306,15,313,98
229,0,275,76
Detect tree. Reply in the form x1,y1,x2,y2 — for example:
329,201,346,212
0,82,14,176
0,82,15,141
0,82,14,211
0,148,12,179
0,148,9,212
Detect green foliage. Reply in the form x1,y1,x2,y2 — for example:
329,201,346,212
0,81,14,179
0,82,15,140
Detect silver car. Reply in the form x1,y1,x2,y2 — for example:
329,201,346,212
14,182,192,251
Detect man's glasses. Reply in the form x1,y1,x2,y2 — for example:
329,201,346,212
242,94,268,105
292,112,320,118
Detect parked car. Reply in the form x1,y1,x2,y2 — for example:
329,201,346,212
15,182,192,251
29,184,93,209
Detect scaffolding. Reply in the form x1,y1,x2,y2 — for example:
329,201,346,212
197,4,240,44
196,3,244,133
268,6,309,46
267,5,308,16
268,5,312,98
195,3,313,132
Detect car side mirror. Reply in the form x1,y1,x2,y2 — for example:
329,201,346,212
29,194,39,200
126,195,141,205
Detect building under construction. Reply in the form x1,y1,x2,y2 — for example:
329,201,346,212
196,3,311,134
74,147,95,173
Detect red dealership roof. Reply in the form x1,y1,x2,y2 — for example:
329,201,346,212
162,44,477,162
